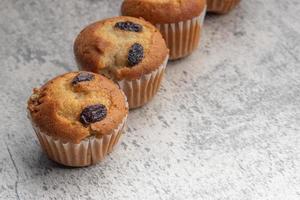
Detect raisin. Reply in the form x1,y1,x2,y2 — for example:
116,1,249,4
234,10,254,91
72,72,94,85
128,43,144,67
114,21,143,32
80,104,107,125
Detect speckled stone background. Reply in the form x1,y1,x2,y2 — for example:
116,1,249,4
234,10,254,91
0,0,299,199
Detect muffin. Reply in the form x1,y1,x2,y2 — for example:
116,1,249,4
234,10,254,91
121,0,207,60
74,16,169,109
27,72,128,167
207,0,240,14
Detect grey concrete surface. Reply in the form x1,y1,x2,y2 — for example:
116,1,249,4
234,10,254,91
0,0,300,199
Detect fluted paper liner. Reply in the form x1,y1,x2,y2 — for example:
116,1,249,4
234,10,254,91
118,56,168,109
207,0,240,14
155,7,206,60
30,115,127,167
28,94,128,167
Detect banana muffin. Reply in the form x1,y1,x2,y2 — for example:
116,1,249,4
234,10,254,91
207,0,241,14
121,0,207,60
27,72,128,167
74,16,169,109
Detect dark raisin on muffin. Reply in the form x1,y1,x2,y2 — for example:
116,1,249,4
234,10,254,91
128,43,144,67
80,104,107,125
114,21,143,32
72,72,95,85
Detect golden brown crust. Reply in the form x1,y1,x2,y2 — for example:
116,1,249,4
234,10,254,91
28,72,128,144
74,16,169,81
121,0,206,24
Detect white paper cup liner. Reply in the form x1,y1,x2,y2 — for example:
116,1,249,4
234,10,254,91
155,7,206,60
207,0,240,13
29,115,127,167
118,56,168,109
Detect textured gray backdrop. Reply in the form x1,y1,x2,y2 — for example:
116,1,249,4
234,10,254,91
0,0,299,199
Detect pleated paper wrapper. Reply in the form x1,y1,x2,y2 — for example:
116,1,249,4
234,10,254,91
207,0,240,14
118,56,168,109
28,96,128,167
155,7,206,60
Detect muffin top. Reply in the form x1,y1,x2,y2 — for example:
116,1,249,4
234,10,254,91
28,72,128,143
74,16,169,81
121,0,206,24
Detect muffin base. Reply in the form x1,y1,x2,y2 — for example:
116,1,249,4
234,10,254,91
118,56,168,109
29,114,127,167
155,7,206,60
207,0,240,14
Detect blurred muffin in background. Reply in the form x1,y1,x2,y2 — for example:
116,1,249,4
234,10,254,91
121,0,207,60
